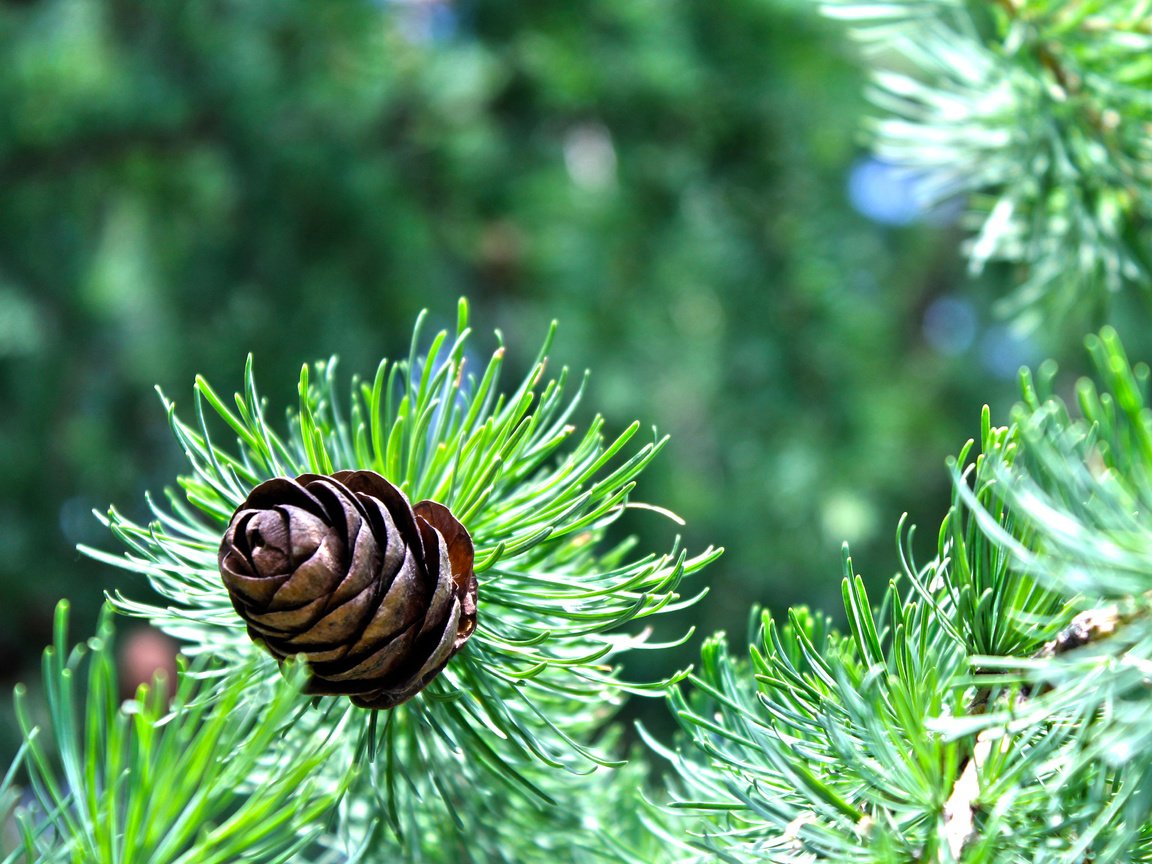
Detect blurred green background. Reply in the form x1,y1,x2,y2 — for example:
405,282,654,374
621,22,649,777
1,0,1065,739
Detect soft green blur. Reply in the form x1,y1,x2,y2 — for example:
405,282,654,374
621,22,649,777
0,0,1043,720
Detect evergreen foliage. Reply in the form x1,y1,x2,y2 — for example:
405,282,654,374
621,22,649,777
13,312,1152,861
654,332,1152,861
8,604,350,864
821,0,1152,326
3,0,1152,861
0,0,980,679
67,300,716,861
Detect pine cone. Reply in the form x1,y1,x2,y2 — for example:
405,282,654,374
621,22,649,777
218,470,477,709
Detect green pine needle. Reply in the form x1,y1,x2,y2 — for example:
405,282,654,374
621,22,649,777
650,327,1152,861
652,553,968,861
6,602,350,864
821,0,1152,326
943,327,1152,858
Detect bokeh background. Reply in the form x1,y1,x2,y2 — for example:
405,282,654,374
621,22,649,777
0,0,1065,748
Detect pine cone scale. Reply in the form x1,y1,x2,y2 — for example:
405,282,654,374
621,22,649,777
328,521,382,606
314,622,421,684
279,505,329,562
415,500,478,647
218,557,289,606
242,478,324,519
351,604,464,709
351,555,424,646
219,470,478,709
414,599,464,677
263,537,345,611
362,498,408,583
415,528,455,632
414,501,472,585
295,475,359,534
247,597,328,635
245,511,292,575
290,588,380,648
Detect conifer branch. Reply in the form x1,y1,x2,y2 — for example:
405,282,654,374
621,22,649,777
649,329,1152,860
75,299,718,857
6,603,350,864
821,0,1152,326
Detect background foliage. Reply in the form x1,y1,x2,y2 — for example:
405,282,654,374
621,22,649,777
3,0,1150,759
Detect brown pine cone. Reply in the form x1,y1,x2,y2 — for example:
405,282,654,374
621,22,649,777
218,470,477,709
